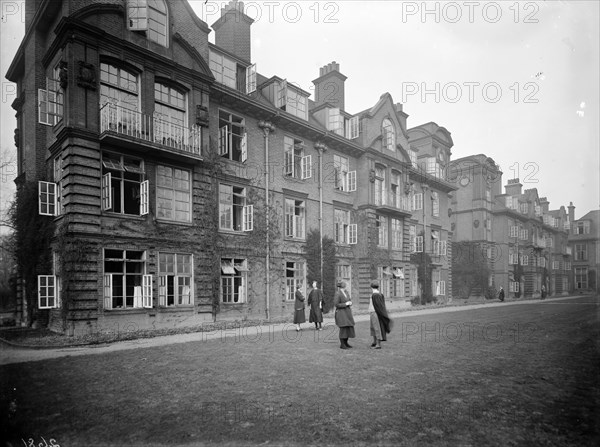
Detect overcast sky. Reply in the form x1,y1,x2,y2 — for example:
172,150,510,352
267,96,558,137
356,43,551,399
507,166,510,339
1,1,598,227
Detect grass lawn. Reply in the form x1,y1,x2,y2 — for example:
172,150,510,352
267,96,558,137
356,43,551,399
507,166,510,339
1,296,599,446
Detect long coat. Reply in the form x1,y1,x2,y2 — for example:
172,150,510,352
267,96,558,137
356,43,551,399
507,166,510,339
333,289,354,328
371,292,393,341
293,289,306,324
307,288,324,323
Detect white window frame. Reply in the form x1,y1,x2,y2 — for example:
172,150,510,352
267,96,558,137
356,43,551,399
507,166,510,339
219,110,247,162
327,108,344,136
38,77,62,126
432,191,439,217
158,253,193,307
156,165,191,222
376,215,388,248
510,226,519,238
38,181,58,216
245,63,257,94
285,199,305,239
382,118,395,151
285,261,305,301
333,155,356,192
103,249,147,310
346,116,359,139
127,0,149,31
415,235,424,253
412,193,423,211
38,275,58,309
391,219,402,250
221,258,248,304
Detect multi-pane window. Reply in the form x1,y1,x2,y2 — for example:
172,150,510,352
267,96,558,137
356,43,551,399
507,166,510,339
345,116,359,139
102,153,148,216
509,251,519,265
38,72,63,126
209,50,236,89
391,219,402,250
485,189,491,202
100,63,138,110
409,225,417,252
103,249,150,309
382,118,395,150
376,215,388,247
374,166,386,206
286,261,305,301
576,221,590,234
337,264,352,296
432,191,439,217
219,111,247,162
412,193,423,211
546,236,554,248
221,258,248,303
156,165,190,222
219,184,253,232
575,244,587,261
53,155,64,215
520,202,529,214
154,83,186,133
509,281,520,293
284,136,311,179
334,209,356,244
277,80,308,120
520,228,529,240
415,235,424,253
510,225,519,238
409,150,418,167
327,108,344,136
285,199,305,239
158,253,192,306
127,0,168,47
575,267,588,289
565,261,571,271
521,254,529,266
333,154,356,192
552,260,560,270
431,230,440,255
433,271,445,296
390,171,401,208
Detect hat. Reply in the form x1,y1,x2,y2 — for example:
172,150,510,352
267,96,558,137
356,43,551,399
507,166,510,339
337,281,346,288
370,281,380,289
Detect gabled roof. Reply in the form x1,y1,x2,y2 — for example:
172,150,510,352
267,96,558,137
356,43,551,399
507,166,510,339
407,122,454,148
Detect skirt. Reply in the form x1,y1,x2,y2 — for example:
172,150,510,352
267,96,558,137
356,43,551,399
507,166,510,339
370,312,383,340
339,326,355,339
293,309,306,324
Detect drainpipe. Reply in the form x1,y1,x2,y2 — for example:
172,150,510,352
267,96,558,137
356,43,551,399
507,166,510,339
314,142,327,283
258,120,275,321
422,183,428,305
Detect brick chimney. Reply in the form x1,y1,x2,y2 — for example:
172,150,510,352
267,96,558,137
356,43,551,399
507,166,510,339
539,197,550,214
313,62,347,109
505,178,522,196
211,1,254,63
568,201,575,222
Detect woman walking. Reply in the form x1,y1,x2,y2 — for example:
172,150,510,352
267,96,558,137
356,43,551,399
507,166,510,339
293,284,306,331
333,281,355,349
369,281,392,349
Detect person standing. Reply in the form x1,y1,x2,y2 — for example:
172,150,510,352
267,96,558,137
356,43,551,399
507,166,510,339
498,286,505,302
307,280,324,330
541,285,546,299
333,281,355,349
369,281,392,349
293,284,306,331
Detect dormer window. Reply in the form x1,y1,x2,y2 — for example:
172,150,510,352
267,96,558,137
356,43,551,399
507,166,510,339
127,0,168,47
277,80,307,120
382,118,395,151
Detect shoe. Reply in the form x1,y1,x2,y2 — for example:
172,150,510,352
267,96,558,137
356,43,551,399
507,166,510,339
340,344,348,350
370,343,377,348
345,343,353,349
375,346,381,349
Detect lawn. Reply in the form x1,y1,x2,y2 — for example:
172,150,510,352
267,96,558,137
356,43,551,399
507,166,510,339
1,296,599,446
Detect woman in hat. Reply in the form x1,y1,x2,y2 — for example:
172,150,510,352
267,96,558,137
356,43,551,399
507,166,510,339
307,280,324,330
369,281,392,349
293,284,306,331
333,281,355,349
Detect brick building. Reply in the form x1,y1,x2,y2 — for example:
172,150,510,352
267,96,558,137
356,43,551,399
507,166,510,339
569,209,600,293
6,0,456,334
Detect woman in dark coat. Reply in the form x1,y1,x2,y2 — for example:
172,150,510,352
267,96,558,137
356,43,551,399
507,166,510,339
307,281,324,330
293,284,306,331
333,281,355,349
369,281,393,349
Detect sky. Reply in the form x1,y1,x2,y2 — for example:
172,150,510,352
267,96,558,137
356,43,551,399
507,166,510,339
1,0,598,228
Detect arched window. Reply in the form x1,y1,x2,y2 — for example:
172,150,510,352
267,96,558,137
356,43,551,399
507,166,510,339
148,0,168,47
100,63,138,110
382,118,395,151
154,82,187,145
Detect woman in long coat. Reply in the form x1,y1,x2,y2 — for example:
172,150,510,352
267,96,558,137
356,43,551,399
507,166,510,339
369,281,393,349
293,284,306,331
307,281,324,330
333,281,355,349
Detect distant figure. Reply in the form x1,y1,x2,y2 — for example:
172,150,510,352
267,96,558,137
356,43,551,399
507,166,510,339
307,281,324,330
293,284,306,331
541,285,546,299
333,281,355,349
369,281,393,349
498,286,505,302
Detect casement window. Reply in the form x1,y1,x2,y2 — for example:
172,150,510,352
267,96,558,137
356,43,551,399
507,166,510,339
38,181,58,216
505,196,513,209
409,225,417,253
103,249,150,309
520,202,529,214
520,228,529,240
415,235,424,253
412,193,423,211
546,237,553,248
209,50,237,89
284,136,311,179
553,218,559,228
127,0,168,47
102,153,148,216
511,197,520,210
552,261,560,270
376,215,388,247
486,189,491,202
565,261,571,271
100,63,139,111
221,258,248,303
154,83,187,142
409,150,418,167
431,230,440,255
575,267,588,289
521,255,529,266
509,281,520,293
390,171,401,208
509,252,518,265
333,155,356,192
334,209,356,245
158,253,192,306
432,191,439,217
534,205,542,216
374,166,386,206
337,265,352,296
245,63,257,94
38,77,63,126
539,257,546,268
575,244,587,261
327,108,344,136
433,271,445,296
440,240,447,256
219,110,247,163
563,219,571,231
277,80,308,120
382,118,395,151
285,261,305,301
345,116,359,139
38,275,58,309
510,226,519,238
285,199,305,239
219,184,253,232
576,221,590,235
53,155,64,215
391,219,402,250
155,165,190,222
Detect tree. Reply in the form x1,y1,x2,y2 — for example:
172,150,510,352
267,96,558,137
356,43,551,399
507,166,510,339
305,229,336,313
411,252,435,304
451,241,491,300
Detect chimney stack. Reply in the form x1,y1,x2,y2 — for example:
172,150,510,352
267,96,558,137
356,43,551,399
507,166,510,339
505,178,522,196
312,61,347,109
539,197,550,214
568,201,575,222
211,1,254,63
